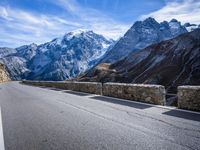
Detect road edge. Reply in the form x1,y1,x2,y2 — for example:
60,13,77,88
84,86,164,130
0,107,5,150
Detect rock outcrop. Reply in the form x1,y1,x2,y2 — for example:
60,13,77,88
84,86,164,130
0,64,10,83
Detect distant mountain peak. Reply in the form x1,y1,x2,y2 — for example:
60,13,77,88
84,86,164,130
133,17,159,28
65,29,94,37
62,30,111,43
143,17,158,23
99,17,188,63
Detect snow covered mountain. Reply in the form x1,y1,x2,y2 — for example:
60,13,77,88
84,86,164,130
99,17,188,63
0,47,16,58
0,30,114,80
0,18,198,81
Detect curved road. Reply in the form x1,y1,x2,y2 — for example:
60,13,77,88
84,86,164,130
0,82,200,150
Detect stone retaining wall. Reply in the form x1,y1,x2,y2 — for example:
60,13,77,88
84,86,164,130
22,81,102,95
70,82,102,95
103,83,166,105
178,86,200,111
22,81,166,105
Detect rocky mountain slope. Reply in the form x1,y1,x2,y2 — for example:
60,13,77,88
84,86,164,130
0,44,37,80
0,64,10,83
99,18,188,64
0,30,114,80
78,29,200,93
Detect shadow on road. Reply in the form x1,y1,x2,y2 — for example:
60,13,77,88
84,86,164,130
90,96,152,109
163,110,200,122
48,88,64,91
34,86,64,91
63,91,91,96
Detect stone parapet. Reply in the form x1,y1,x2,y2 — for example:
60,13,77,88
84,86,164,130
178,86,200,111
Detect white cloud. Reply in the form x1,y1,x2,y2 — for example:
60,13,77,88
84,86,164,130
0,5,84,47
55,0,81,14
0,1,129,48
141,0,200,24
49,0,130,40
0,6,10,20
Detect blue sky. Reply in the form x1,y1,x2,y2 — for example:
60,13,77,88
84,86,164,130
0,0,199,48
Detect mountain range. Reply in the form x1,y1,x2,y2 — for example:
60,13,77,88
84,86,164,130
99,18,188,63
0,30,113,80
0,17,199,83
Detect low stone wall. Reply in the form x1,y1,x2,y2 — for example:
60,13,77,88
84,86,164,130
178,86,200,111
22,81,102,95
20,81,200,110
70,82,102,95
103,83,166,105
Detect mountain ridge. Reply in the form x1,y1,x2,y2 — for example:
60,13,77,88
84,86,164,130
0,18,199,81
99,17,188,64
78,29,200,93
0,30,114,80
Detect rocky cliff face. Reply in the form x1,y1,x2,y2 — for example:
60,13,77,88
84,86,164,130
79,29,200,93
99,18,188,64
0,64,10,83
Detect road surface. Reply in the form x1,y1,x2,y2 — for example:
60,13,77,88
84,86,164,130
0,82,200,150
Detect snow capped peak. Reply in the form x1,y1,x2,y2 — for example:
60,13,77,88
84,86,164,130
71,29,89,35
100,17,188,63
49,30,105,46
61,30,113,47
168,19,187,36
68,29,85,36
63,29,93,39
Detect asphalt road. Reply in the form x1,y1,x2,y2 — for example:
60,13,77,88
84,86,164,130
0,82,200,150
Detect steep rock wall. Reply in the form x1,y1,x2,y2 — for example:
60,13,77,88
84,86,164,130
0,64,10,83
